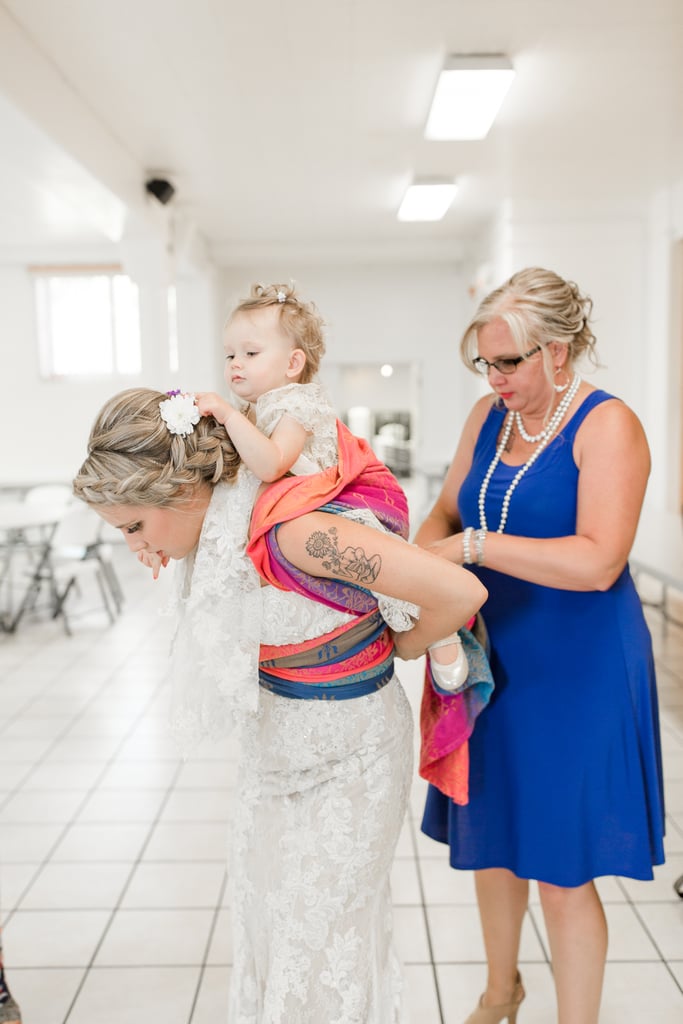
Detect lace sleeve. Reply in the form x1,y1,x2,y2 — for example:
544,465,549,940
255,382,339,473
255,382,334,436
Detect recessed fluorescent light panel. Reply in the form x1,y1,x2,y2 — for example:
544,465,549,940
425,54,515,141
397,181,457,222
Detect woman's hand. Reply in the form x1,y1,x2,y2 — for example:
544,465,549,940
137,550,170,580
423,533,466,565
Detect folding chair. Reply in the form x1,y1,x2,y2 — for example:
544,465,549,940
23,491,123,634
50,503,126,633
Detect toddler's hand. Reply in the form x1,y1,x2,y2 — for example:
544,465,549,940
137,550,169,580
195,392,233,426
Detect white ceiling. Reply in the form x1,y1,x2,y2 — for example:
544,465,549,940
0,0,682,264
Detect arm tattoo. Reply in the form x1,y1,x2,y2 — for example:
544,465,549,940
305,526,382,584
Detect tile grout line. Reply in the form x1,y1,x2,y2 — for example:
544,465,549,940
60,707,186,1022
406,808,447,1024
1,629,170,932
187,870,229,1024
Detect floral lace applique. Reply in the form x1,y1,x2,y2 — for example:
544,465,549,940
229,674,413,1022
255,382,338,473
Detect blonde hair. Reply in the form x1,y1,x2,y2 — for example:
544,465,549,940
228,282,326,383
73,388,241,508
460,267,598,377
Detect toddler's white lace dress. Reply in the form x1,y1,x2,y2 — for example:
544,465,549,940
168,470,415,1023
254,381,338,474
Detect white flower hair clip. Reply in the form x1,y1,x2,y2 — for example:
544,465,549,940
276,289,286,303
159,391,200,437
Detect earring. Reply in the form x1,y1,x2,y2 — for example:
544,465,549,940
554,366,570,393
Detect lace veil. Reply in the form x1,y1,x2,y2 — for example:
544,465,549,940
167,470,263,753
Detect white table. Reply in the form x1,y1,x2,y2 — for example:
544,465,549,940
0,501,68,632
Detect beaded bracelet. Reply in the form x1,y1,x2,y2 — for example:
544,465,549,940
462,526,474,565
474,528,487,566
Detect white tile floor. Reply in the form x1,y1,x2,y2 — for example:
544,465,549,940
1,549,682,1023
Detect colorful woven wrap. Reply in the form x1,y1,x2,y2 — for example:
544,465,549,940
248,420,492,801
259,609,395,700
420,621,494,805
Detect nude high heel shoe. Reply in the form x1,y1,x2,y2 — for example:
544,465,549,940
464,972,525,1024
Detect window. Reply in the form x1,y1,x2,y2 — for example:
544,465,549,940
33,267,141,378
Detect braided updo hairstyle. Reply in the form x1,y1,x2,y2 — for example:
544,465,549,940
73,388,242,509
460,267,599,376
228,282,326,383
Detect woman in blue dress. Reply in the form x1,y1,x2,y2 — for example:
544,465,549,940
416,267,665,1024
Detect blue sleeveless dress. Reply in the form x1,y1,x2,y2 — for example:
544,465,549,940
421,390,665,886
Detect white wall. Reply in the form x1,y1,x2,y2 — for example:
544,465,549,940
643,183,683,512
482,196,683,513
0,256,223,485
495,200,647,405
1,255,480,492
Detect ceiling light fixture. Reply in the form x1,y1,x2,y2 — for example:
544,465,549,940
425,54,515,141
397,180,457,222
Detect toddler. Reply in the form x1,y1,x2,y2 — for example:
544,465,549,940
195,281,337,480
142,282,336,580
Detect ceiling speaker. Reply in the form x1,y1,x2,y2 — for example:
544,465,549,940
145,178,176,205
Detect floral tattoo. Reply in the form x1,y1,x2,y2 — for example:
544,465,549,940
305,526,381,584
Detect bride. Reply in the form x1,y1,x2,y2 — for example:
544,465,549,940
73,387,487,1023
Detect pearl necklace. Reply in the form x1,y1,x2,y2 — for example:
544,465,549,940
478,373,581,533
515,409,554,443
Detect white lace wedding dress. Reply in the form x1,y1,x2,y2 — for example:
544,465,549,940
228,585,414,1023
168,469,415,1022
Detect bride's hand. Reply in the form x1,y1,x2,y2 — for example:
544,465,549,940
137,550,169,580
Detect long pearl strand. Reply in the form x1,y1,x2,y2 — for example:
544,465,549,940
478,373,581,533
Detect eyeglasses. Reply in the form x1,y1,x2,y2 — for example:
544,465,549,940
472,345,542,376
